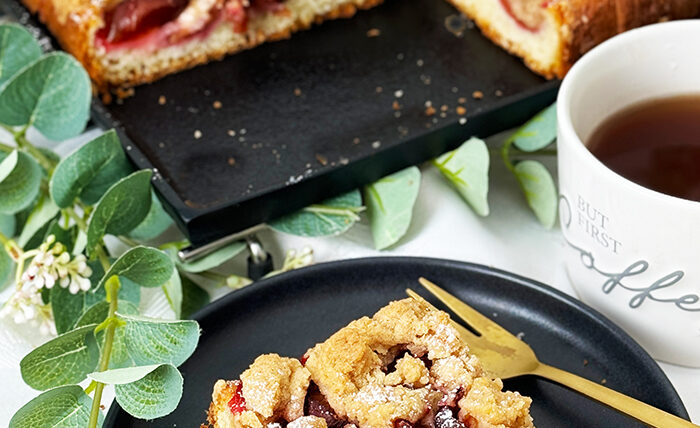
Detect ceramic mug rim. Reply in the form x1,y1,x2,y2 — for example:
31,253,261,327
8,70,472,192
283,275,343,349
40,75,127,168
557,20,700,211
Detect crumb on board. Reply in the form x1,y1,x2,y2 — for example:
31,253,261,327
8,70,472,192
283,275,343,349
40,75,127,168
315,153,328,166
353,137,360,145
227,129,236,137
583,359,589,366
394,111,401,118
440,104,448,112
458,97,467,104
495,89,504,97
115,87,134,99
376,86,383,93
601,379,607,385
451,86,459,93
213,100,222,109
372,140,381,149
158,95,167,105
425,105,436,116
227,157,236,166
194,130,202,139
394,89,404,98
472,90,484,99
459,117,467,125
456,106,467,116
294,88,302,96
417,59,424,67
392,100,401,110
397,53,405,61
366,28,381,37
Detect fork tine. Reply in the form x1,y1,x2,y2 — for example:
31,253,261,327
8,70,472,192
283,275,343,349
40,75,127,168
406,289,480,341
418,277,513,337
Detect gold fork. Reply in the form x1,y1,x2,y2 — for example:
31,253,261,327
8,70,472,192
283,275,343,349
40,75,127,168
406,278,698,428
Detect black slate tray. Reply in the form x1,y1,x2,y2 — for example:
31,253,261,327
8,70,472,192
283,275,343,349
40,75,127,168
104,258,689,427
6,0,558,246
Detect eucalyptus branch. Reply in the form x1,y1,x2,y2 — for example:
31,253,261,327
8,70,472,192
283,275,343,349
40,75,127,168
303,205,365,221
118,235,140,248
63,206,88,231
13,128,56,173
0,140,14,153
0,230,9,246
87,276,120,428
500,137,516,173
95,245,111,272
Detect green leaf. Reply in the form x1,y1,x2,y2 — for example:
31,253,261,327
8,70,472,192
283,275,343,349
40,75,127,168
20,324,99,390
0,150,42,214
0,212,16,236
50,260,104,334
86,170,153,257
434,137,490,216
0,245,12,289
128,192,173,240
50,130,132,208
45,220,78,253
114,364,183,419
181,275,210,319
510,103,557,152
17,194,59,247
120,313,199,366
88,363,161,384
0,52,91,140
95,246,173,292
177,241,245,273
0,24,42,88
268,190,363,237
76,300,139,369
364,167,421,250
162,269,182,319
513,160,558,228
9,385,101,428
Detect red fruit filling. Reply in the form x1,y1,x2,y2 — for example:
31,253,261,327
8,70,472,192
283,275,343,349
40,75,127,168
498,0,545,32
228,381,247,414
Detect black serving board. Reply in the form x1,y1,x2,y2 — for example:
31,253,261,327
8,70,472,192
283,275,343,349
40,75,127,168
6,0,558,246
104,257,689,427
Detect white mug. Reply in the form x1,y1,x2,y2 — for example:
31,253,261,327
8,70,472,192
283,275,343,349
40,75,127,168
557,21,700,367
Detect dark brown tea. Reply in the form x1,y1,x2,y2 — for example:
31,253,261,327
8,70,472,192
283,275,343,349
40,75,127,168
587,95,700,202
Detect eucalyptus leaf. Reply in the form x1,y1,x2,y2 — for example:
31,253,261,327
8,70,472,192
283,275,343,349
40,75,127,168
0,24,42,88
120,313,199,367
510,103,557,152
0,52,91,140
513,160,558,228
128,192,173,240
114,364,183,419
76,300,139,369
364,167,421,250
162,269,182,319
0,150,42,214
75,300,139,328
268,190,363,237
17,194,59,247
88,363,161,384
433,137,490,216
95,246,173,292
9,385,101,428
181,275,210,319
86,170,153,257
0,212,16,236
0,246,12,289
177,241,245,273
20,324,99,390
50,130,132,208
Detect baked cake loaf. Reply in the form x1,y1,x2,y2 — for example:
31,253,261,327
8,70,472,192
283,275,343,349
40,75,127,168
207,298,534,428
20,0,382,92
450,0,700,78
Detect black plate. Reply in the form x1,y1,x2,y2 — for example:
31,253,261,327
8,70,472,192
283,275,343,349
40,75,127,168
4,0,558,246
105,257,687,427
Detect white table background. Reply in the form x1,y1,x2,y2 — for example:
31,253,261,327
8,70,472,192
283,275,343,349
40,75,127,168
0,130,698,426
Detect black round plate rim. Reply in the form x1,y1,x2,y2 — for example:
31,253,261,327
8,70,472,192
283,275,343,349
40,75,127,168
104,256,689,424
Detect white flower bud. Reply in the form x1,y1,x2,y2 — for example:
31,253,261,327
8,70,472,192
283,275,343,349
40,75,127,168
69,279,80,294
60,276,70,288
58,252,70,264
43,272,56,289
78,276,91,291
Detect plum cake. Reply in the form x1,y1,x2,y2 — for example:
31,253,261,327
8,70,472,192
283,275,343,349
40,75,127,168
207,298,534,428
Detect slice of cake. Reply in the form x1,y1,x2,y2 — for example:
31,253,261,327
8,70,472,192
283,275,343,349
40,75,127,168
20,0,382,92
207,298,534,428
449,0,700,78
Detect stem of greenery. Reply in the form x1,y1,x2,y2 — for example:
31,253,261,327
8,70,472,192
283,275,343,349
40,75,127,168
13,128,56,173
87,276,120,428
0,141,14,153
500,137,516,173
117,235,140,248
303,205,365,220
95,245,111,272
0,230,9,246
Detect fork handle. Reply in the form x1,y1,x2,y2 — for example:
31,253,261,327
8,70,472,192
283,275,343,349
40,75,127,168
531,363,697,427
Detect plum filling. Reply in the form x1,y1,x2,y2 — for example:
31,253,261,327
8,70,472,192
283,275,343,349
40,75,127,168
498,0,545,32
96,0,285,51
305,383,347,428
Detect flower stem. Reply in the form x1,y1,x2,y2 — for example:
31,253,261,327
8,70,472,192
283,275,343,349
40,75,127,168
13,128,56,173
0,230,9,246
87,276,120,428
0,141,14,153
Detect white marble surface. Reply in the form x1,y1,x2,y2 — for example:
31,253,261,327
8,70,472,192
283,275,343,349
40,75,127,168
0,130,698,425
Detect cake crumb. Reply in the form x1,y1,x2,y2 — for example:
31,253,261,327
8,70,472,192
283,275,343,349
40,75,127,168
459,117,467,125
456,106,467,116
315,153,328,166
376,86,383,93
425,105,436,116
392,100,401,110
416,59,424,67
353,137,361,145
227,157,236,166
228,129,236,137
440,104,448,112
294,88,302,96
366,28,381,37
472,90,484,100
372,140,381,149
583,359,589,366
194,130,202,139
213,100,222,109
394,89,404,98
495,89,504,97
158,95,167,105
601,379,607,385
458,97,467,104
